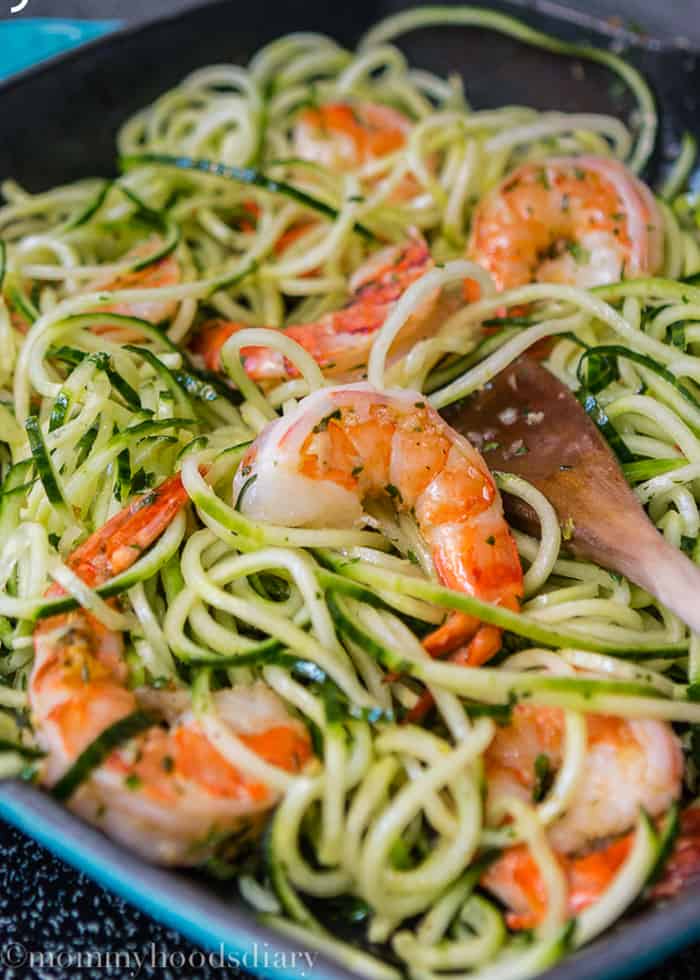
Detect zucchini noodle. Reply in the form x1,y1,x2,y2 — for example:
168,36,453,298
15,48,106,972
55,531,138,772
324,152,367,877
2,9,700,980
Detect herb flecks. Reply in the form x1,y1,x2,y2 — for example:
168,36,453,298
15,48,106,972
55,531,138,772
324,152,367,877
566,241,591,265
533,753,553,803
313,409,342,433
562,516,576,541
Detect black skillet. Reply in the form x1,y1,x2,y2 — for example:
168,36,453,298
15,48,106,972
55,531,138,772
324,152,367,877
1,2,700,978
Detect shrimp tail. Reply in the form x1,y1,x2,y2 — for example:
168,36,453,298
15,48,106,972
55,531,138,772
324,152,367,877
423,612,481,659
68,474,189,587
408,619,505,724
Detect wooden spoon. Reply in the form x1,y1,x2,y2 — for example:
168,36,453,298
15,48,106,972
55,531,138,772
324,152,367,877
441,355,700,634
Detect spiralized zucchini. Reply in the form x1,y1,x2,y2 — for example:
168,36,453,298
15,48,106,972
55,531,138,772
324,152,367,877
2,8,700,980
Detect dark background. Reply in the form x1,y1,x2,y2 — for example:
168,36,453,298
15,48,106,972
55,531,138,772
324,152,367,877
3,820,700,980
2,0,700,45
1,1,700,978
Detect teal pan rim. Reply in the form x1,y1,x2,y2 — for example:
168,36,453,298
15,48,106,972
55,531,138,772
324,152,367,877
0,782,348,980
0,18,121,81
2,779,700,980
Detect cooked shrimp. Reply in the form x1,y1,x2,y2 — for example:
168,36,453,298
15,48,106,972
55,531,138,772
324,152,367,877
482,831,633,931
234,382,523,664
468,156,664,290
481,704,682,928
193,231,435,381
293,102,411,173
90,236,181,325
30,475,312,866
482,816,700,932
4,238,180,336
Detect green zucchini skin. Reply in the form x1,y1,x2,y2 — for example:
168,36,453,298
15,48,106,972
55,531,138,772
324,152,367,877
51,711,157,802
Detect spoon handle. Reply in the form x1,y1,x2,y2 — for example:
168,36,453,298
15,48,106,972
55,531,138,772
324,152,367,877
597,518,700,635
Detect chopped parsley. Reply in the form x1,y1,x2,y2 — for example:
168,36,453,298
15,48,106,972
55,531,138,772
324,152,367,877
566,241,590,264
562,516,576,541
681,536,697,558
131,469,156,495
533,753,553,803
312,409,342,433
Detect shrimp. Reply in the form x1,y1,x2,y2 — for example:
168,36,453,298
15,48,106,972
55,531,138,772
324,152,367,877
89,236,181,326
468,156,664,291
481,704,683,928
293,102,411,173
4,238,180,336
234,382,523,664
193,232,435,381
293,101,425,203
30,475,312,866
